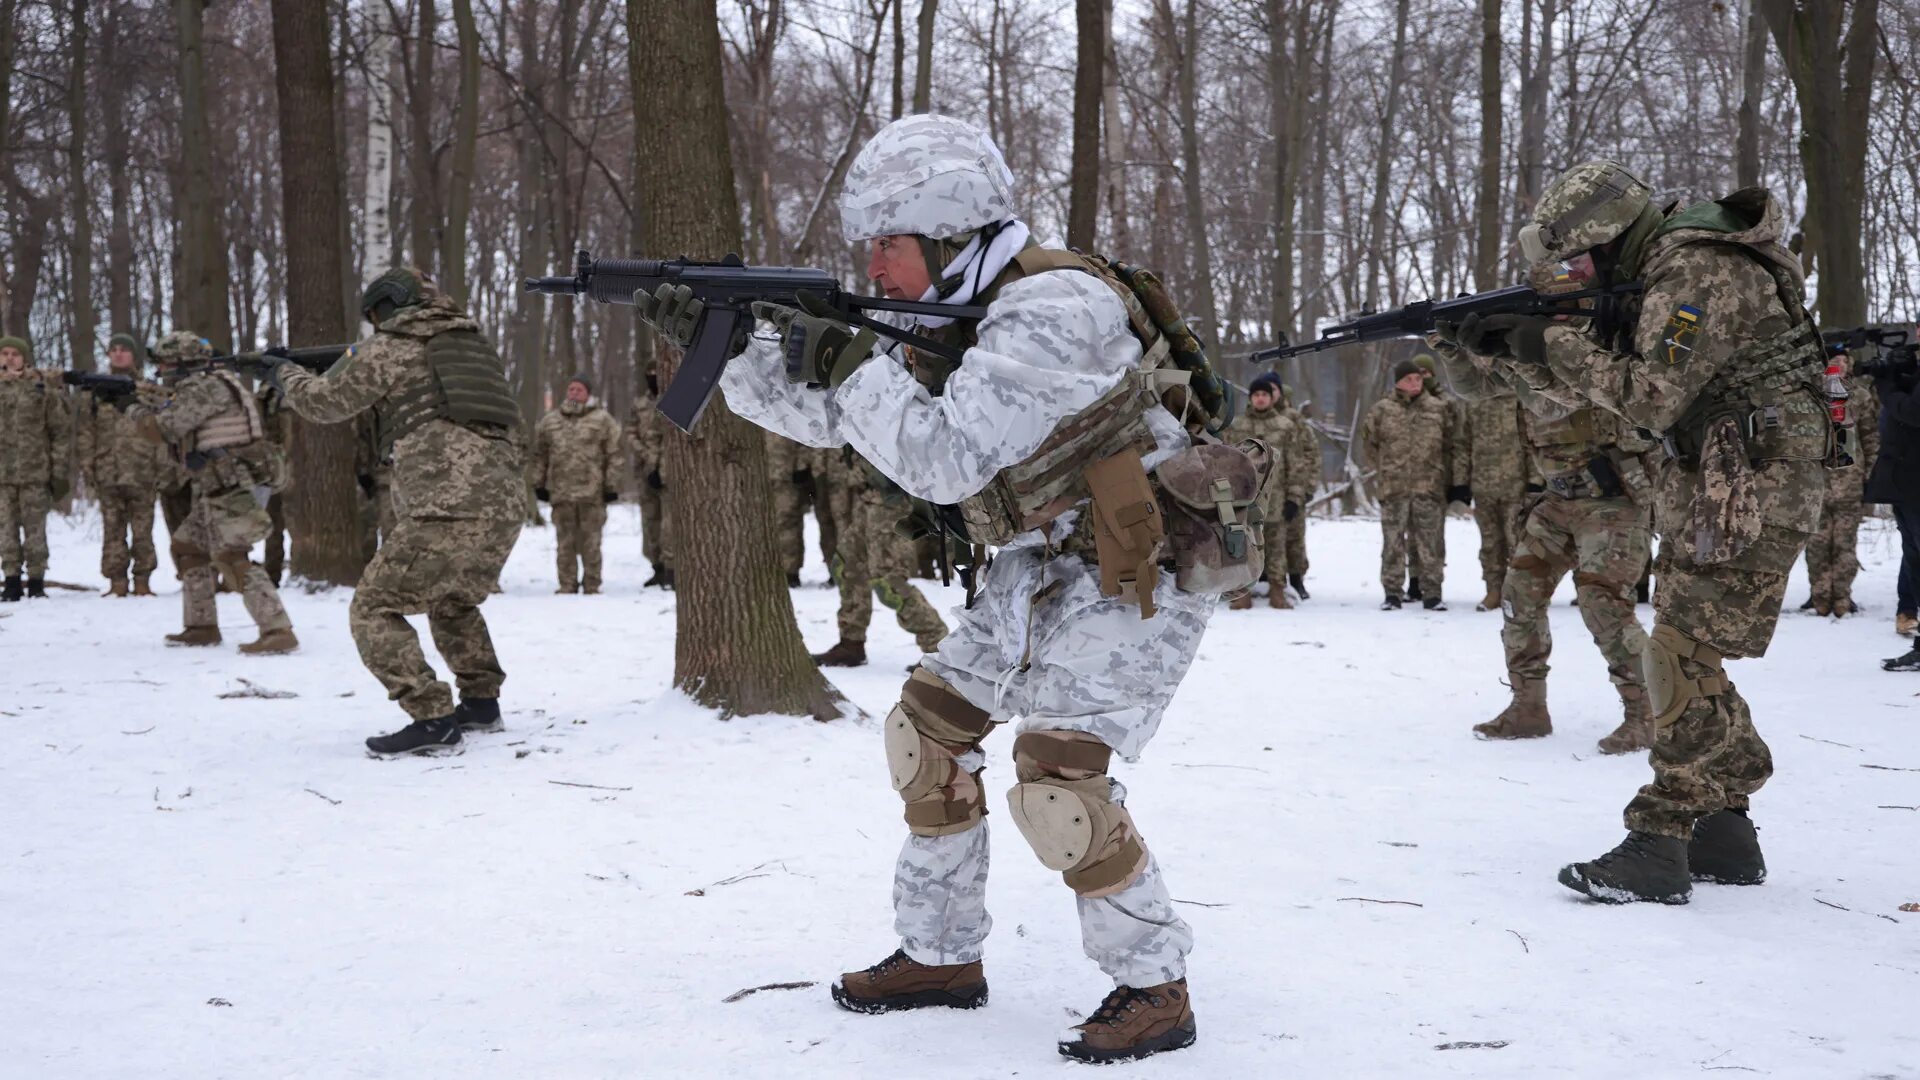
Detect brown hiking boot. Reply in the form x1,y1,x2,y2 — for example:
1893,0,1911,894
812,639,868,667
1268,589,1292,610
104,578,129,597
1059,979,1198,1064
1597,686,1653,754
1228,593,1253,610
132,575,155,597
1812,600,1832,617
831,949,987,1014
1473,679,1552,740
239,628,299,655
166,626,222,647
1476,587,1501,612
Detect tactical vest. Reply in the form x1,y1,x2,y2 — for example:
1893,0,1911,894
376,328,522,458
194,371,266,450
1525,406,1657,504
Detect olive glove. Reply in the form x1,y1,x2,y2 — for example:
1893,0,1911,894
633,284,706,351
1452,313,1552,366
751,291,877,389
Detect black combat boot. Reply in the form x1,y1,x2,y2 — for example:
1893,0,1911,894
786,570,802,588
1558,831,1692,904
1,575,21,602
1289,573,1309,600
1380,592,1403,611
1406,579,1423,602
25,576,47,598
365,715,463,756
812,640,868,667
1883,647,1920,672
1688,809,1766,885
455,697,504,733
657,567,675,591
1422,595,1446,611
642,567,666,588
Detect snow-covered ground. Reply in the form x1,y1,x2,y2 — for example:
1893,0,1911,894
3,504,1916,1079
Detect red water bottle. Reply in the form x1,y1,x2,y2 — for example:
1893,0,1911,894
1826,359,1850,426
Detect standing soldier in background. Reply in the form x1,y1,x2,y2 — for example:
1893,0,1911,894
534,376,622,594
804,444,840,576
625,372,674,589
1442,162,1828,903
0,335,70,601
257,381,294,585
132,332,295,652
265,268,523,755
1800,346,1878,617
1279,383,1316,597
354,412,395,560
76,333,167,597
1223,372,1297,609
1463,393,1531,611
766,431,808,587
811,450,949,667
1362,358,1463,610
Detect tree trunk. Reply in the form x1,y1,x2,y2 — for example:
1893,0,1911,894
102,0,135,336
364,8,398,273
66,0,96,370
1473,0,1503,291
1759,0,1877,329
1099,0,1129,254
1159,0,1219,340
1363,0,1410,310
891,0,905,119
510,0,549,440
1735,0,1767,189
406,0,440,274
1066,0,1104,251
627,0,845,721
270,0,366,586
912,0,937,112
442,0,479,304
1514,0,1556,232
174,0,234,351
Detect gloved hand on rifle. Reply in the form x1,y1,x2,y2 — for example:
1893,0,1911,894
1442,314,1551,366
751,291,877,389
252,345,296,393
631,283,743,357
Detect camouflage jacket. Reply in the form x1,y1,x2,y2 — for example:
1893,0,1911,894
1361,388,1459,498
1830,377,1881,508
0,369,70,486
76,376,169,491
134,369,269,494
275,303,525,522
1462,394,1530,501
1280,402,1319,505
624,391,669,481
1224,403,1308,508
1535,189,1827,555
534,400,622,501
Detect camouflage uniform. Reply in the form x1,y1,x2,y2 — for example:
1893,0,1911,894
764,431,807,578
803,444,841,571
0,363,71,579
624,387,674,574
134,334,292,639
534,398,621,592
1280,392,1315,578
718,116,1203,992
76,371,169,584
353,413,396,560
1361,386,1459,599
258,387,293,584
1222,398,1300,592
1804,377,1879,613
275,278,524,722
825,451,948,651
1463,393,1530,602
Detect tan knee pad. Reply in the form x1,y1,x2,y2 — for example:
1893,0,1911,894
885,668,994,837
1643,623,1728,727
215,552,251,593
1005,730,1149,898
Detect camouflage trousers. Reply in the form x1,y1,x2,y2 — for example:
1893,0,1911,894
360,479,395,562
98,486,158,580
833,487,947,651
637,483,673,570
893,549,1209,986
1475,496,1526,595
1502,495,1650,695
351,516,520,721
551,499,608,590
770,472,806,576
1286,509,1308,576
264,492,286,585
1379,493,1445,598
1624,524,1807,836
1803,498,1864,608
1255,492,1292,584
172,486,290,633
0,482,51,576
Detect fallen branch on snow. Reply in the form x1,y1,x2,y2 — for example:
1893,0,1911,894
548,780,632,792
1860,763,1920,772
1337,896,1423,908
1172,898,1230,908
1797,734,1860,751
1507,929,1529,953
120,726,155,735
218,679,297,700
687,860,782,896
1434,1040,1507,1051
304,788,341,806
722,981,816,1003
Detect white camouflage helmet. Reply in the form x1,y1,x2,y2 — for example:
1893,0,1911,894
839,114,1016,243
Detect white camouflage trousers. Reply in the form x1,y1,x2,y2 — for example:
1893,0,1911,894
892,544,1210,988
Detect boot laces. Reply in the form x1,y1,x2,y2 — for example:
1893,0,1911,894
1084,985,1159,1028
860,949,913,978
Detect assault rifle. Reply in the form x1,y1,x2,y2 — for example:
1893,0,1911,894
525,249,988,433
1247,281,1644,364
1824,324,1918,379
198,344,354,377
63,371,145,402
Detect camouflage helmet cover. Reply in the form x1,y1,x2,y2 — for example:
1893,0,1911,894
1518,160,1652,264
839,114,1016,243
149,330,215,365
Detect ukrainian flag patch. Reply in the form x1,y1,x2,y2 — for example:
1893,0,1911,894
1675,304,1701,324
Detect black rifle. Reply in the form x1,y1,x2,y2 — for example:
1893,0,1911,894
1824,324,1919,379
204,344,354,377
1247,282,1645,363
63,371,143,402
525,250,988,433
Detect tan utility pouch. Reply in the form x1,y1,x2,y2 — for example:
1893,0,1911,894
1688,415,1761,564
1154,439,1274,595
1083,450,1165,619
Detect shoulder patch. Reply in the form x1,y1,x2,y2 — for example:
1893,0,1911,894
1661,305,1702,366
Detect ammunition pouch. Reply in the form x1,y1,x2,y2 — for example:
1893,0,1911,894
1082,450,1165,619
1153,438,1275,597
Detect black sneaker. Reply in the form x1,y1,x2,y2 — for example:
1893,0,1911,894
1381,594,1403,611
1688,809,1766,885
366,715,463,756
455,697,504,733
1558,831,1691,904
1883,648,1920,672
1422,596,1446,611
1288,573,1310,600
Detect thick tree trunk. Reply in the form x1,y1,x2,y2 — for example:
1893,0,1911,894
364,8,397,274
912,0,937,112
1099,0,1130,254
271,0,366,586
1363,0,1410,310
174,0,234,351
891,0,905,119
1473,0,1503,291
66,0,96,370
1160,0,1219,340
510,1,549,441
406,0,440,274
442,0,479,304
1066,0,1104,251
627,0,845,721
1735,0,1767,189
1514,0,1556,231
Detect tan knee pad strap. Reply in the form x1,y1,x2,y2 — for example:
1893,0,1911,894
900,667,993,744
1006,731,1148,898
884,675,992,838
1644,623,1728,727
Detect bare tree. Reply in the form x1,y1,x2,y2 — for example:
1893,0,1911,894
1066,0,1104,249
65,0,95,370
441,0,480,303
913,0,938,112
174,0,234,351
1473,0,1503,291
